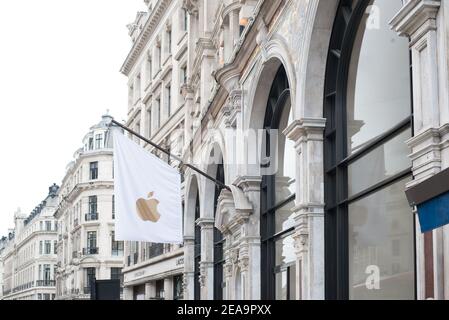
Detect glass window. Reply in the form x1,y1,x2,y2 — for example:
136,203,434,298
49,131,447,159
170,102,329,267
346,0,411,155
173,275,183,300
275,197,296,235
155,280,165,299
85,267,96,293
166,84,171,117
95,134,103,149
44,240,51,254
89,162,98,180
87,231,97,249
111,231,124,256
348,129,412,196
89,196,97,214
348,177,414,300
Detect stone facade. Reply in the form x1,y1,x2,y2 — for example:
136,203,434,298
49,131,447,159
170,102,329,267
0,186,59,300
120,0,187,300
124,0,449,300
54,115,124,300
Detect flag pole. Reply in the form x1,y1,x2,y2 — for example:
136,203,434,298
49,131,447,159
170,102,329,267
110,119,232,192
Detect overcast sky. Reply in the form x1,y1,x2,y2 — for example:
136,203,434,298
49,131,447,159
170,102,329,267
0,0,145,236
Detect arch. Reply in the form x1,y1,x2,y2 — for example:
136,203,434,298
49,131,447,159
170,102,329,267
184,173,200,238
295,0,339,119
246,36,296,132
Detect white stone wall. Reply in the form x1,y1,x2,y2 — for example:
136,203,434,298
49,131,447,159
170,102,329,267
55,117,123,300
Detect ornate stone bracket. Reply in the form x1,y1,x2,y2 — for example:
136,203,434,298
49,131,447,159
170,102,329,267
182,0,199,17
215,185,253,235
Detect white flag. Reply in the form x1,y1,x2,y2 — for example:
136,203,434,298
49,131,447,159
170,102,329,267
112,129,182,243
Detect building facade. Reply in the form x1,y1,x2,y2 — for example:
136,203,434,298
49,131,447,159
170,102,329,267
54,115,124,300
121,0,449,300
120,0,187,300
0,185,60,300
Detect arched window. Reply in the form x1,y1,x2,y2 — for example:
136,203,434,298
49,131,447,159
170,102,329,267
261,65,296,300
194,193,201,300
324,0,414,299
213,160,225,299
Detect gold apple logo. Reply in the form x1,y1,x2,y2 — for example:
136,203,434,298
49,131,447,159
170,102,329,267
136,192,161,223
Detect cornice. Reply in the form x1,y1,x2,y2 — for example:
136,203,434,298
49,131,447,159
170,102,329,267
390,0,440,45
121,0,172,76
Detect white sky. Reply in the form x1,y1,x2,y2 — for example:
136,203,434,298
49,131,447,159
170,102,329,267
0,0,146,236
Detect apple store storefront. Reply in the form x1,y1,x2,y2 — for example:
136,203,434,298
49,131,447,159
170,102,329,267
181,0,432,301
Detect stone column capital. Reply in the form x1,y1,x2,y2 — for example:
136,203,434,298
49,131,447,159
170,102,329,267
390,0,440,45
283,118,326,150
196,217,215,229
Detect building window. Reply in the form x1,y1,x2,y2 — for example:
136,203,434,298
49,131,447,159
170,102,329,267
146,53,152,84
85,267,96,294
157,44,162,70
39,241,43,255
180,65,187,85
86,231,97,255
324,0,414,300
173,275,183,300
213,160,225,300
155,280,165,299
260,66,296,300
89,162,98,180
88,195,97,219
95,134,103,149
111,267,123,289
166,83,171,118
45,221,52,231
54,241,57,254
156,98,161,129
135,74,141,102
111,231,124,256
146,106,152,138
44,240,51,255
181,8,188,31
43,264,51,282
128,84,134,107
133,241,139,264
88,137,94,150
112,195,115,219
166,28,172,55
194,193,201,300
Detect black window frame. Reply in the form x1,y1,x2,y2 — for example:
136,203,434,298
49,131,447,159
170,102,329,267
323,0,415,300
89,162,98,180
260,65,296,300
213,160,225,300
194,193,201,300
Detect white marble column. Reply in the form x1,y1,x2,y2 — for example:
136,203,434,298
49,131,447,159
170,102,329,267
164,278,173,300
182,236,195,300
197,217,214,300
391,0,443,300
123,286,133,300
284,117,326,300
145,281,155,300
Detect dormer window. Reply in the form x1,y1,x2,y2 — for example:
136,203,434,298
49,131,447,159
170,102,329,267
95,134,103,149
88,137,94,150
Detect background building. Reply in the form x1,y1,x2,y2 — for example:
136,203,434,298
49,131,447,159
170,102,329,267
120,0,186,300
0,185,59,300
54,115,124,300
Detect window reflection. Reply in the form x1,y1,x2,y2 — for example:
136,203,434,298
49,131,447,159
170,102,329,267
348,129,411,196
346,0,411,155
348,178,414,300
